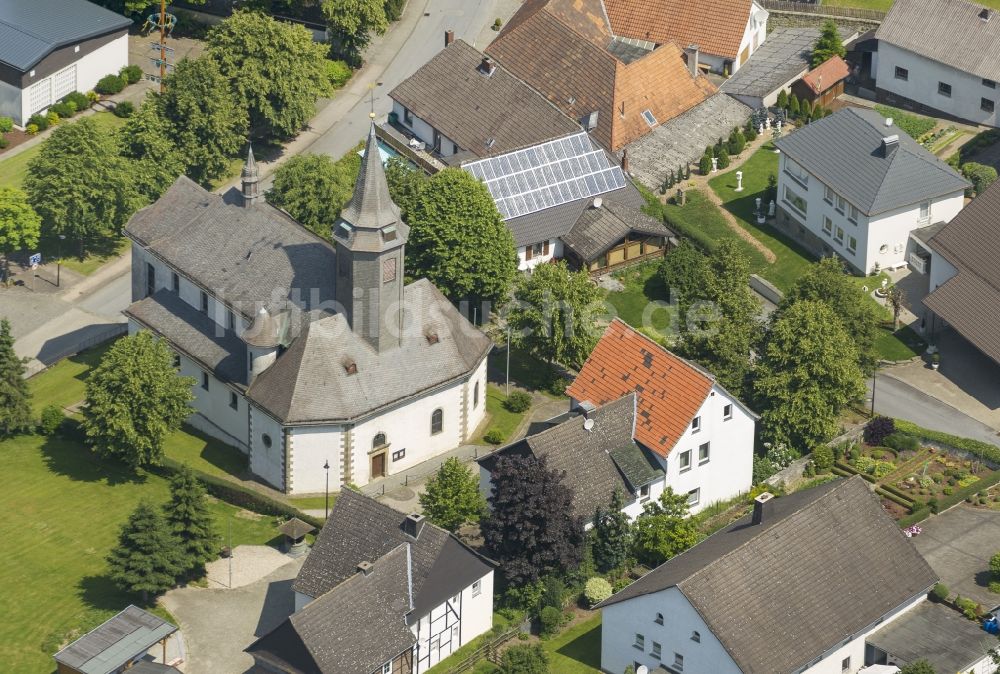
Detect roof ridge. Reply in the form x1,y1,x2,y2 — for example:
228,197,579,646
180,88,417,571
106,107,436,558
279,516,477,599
609,318,715,384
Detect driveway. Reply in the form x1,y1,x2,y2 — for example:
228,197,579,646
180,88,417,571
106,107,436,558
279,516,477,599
912,504,1000,609
162,551,304,673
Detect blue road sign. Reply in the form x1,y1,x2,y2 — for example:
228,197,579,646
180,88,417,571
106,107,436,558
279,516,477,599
28,253,41,266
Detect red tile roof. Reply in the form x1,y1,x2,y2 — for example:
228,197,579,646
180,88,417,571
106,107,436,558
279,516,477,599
604,0,756,60
800,55,850,94
567,319,714,457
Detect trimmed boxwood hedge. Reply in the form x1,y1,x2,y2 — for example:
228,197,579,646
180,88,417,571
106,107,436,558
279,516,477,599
876,487,914,509
894,419,1000,465
897,469,1000,527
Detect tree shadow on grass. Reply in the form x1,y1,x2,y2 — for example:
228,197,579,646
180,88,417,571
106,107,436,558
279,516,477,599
555,621,602,669
40,429,147,486
78,573,141,613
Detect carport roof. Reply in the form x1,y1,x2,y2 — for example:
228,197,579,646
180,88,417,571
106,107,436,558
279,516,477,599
720,27,822,99
53,605,176,674
0,0,131,73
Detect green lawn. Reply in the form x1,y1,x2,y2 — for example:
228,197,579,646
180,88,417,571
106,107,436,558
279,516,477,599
875,325,925,361
604,261,676,337
546,614,602,673
287,494,339,512
473,384,528,445
487,345,568,399
0,112,128,190
708,147,816,291
28,341,114,414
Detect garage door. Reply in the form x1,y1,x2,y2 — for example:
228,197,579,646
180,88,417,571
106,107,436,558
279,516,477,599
27,78,51,115
53,66,77,101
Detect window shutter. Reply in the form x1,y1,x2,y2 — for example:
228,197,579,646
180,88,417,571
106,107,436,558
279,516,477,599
543,240,550,255
525,245,533,261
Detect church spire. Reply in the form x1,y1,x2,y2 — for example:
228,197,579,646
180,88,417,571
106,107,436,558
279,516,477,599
336,122,408,239
241,144,259,208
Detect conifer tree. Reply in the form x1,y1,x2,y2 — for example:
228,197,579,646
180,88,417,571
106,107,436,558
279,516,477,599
592,488,632,573
0,318,31,437
163,465,219,578
107,501,184,602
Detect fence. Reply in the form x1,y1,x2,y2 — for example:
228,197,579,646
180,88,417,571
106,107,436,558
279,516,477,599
760,0,886,21
443,628,520,674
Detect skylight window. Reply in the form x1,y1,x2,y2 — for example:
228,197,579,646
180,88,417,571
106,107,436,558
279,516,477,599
642,109,657,127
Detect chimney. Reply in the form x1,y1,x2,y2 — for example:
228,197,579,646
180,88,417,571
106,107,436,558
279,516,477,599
981,7,993,21
752,492,775,525
480,56,496,76
357,560,374,576
882,134,899,157
403,513,425,539
584,111,599,130
684,44,700,77
621,148,629,173
445,29,455,47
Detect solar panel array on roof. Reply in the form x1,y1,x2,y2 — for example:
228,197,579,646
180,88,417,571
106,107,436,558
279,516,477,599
463,132,626,220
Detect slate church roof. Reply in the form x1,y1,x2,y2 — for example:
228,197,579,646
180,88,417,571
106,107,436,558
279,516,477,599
478,394,664,521
600,476,938,673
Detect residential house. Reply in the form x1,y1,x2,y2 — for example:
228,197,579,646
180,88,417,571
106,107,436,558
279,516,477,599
875,0,1000,127
0,0,130,127
484,0,715,152
247,489,494,674
598,477,939,674
603,0,769,74
387,38,580,164
565,319,756,514
792,55,851,109
123,126,492,493
920,179,1000,369
773,107,968,274
53,606,177,674
477,394,666,525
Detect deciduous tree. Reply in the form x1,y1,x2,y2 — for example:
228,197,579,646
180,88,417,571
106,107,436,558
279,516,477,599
631,487,700,566
481,454,584,586
754,300,865,450
83,331,195,469
811,19,846,67
0,187,41,284
119,97,186,201
265,152,361,238
403,168,517,305
507,260,601,369
659,239,709,324
106,500,184,602
207,11,329,140
163,465,219,578
419,457,487,531
0,318,32,437
323,0,389,66
898,660,936,674
592,488,632,573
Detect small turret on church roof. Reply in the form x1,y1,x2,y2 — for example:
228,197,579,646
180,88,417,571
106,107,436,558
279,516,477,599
241,144,260,208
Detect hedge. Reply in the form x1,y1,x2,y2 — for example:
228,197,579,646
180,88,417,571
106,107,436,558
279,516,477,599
154,457,324,530
896,469,1000,527
880,482,914,502
834,461,877,483
893,419,1000,465
876,487,914,509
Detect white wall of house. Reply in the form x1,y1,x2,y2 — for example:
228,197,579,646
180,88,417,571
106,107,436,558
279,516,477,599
391,100,461,156
927,246,958,293
411,571,493,673
778,154,964,274
657,384,755,514
876,42,999,127
517,238,563,270
601,587,742,674
249,405,286,490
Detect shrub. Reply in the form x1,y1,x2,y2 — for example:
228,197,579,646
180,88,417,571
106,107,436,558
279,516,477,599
94,74,126,95
120,64,143,85
65,100,78,114
990,551,1000,576
113,101,135,118
547,377,568,396
28,113,49,131
584,577,613,605
811,445,834,472
853,455,877,474
324,59,352,90
872,460,896,478
962,162,998,196
86,91,99,105
539,605,562,636
39,405,65,435
0,116,12,133
930,582,949,602
864,416,895,446
64,91,91,111
990,580,1000,594
717,147,730,169
504,390,532,413
46,111,60,127
484,428,505,445
884,432,920,452
943,486,953,495
50,102,74,119
498,644,548,674
0,136,8,149
25,124,39,135
955,595,980,620
540,575,565,610
699,153,713,175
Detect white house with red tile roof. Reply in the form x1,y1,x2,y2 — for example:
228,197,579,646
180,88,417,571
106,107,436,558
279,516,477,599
566,319,757,513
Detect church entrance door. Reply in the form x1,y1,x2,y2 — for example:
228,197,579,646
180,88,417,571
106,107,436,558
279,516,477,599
371,452,386,478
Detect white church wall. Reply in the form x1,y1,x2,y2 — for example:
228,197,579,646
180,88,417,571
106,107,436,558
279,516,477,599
250,405,286,490
287,424,345,493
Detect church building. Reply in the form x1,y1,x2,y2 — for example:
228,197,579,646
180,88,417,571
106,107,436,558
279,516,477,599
122,125,492,493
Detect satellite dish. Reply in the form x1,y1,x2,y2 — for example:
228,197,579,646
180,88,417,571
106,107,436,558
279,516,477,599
636,666,649,674
583,418,595,431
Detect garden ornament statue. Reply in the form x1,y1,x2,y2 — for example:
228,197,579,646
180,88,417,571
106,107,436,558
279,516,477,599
735,171,744,192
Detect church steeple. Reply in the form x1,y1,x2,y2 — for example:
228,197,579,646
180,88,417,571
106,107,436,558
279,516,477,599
333,122,409,353
241,144,259,208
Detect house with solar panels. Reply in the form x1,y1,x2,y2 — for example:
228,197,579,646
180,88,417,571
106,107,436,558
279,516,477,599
0,0,130,127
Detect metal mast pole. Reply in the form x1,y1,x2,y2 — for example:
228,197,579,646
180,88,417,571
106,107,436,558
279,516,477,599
159,0,167,93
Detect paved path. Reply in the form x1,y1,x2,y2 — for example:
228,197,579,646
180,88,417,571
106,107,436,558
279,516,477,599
162,551,303,674
912,505,1000,609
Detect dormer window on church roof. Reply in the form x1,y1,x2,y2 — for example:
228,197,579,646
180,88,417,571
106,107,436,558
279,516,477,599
336,222,353,239
381,225,397,241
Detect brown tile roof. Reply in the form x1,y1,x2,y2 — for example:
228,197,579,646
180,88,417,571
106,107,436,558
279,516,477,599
604,0,756,60
924,180,1000,365
800,55,850,94
485,0,714,151
566,319,714,457
600,476,939,673
388,40,580,159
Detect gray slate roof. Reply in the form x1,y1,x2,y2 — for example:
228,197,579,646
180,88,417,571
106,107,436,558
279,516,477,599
293,489,493,616
505,181,646,248
53,605,177,674
867,599,995,673
336,124,409,250
774,107,969,216
249,545,417,674
389,40,581,159
0,0,131,72
246,279,492,424
600,476,938,674
124,290,247,388
562,196,675,261
720,27,823,98
124,176,337,319
876,0,1000,81
478,394,663,522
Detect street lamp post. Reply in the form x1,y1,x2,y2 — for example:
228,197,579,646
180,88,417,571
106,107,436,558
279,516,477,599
323,460,330,520
870,366,878,417
505,327,511,397
57,234,65,287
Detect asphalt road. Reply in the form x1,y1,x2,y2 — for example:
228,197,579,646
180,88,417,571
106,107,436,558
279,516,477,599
868,373,1000,448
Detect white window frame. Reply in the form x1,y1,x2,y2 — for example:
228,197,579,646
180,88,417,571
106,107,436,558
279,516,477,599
674,652,685,671
679,450,692,473
823,184,834,205
834,226,844,244
687,488,700,506
848,204,859,224
835,195,846,215
472,580,481,597
784,158,810,188
691,416,701,432
822,215,833,236
698,442,710,465
723,403,733,420
847,236,857,253
919,201,931,223
651,641,662,659
783,185,808,217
